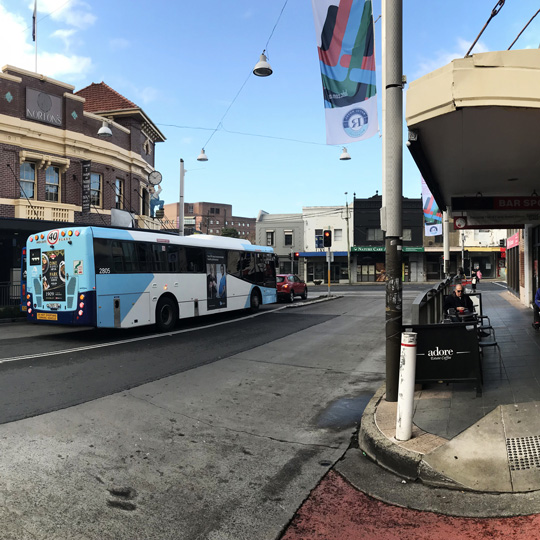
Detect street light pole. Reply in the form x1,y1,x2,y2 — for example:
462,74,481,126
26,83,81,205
384,0,403,402
179,158,185,236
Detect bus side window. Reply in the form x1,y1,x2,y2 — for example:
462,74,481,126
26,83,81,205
94,238,112,273
136,242,152,273
151,244,167,273
122,242,137,273
111,241,124,273
186,247,204,273
227,251,240,278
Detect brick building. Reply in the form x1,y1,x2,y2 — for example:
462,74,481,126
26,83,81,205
164,201,255,242
0,65,165,306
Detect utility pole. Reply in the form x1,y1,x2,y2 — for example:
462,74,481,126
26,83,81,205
179,159,185,236
383,0,403,402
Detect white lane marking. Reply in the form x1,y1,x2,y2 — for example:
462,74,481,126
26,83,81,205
0,305,289,365
491,281,508,289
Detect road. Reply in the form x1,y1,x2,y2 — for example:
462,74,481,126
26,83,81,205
0,282,507,539
0,288,390,540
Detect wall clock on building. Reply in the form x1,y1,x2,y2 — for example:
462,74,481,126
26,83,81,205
148,171,162,185
455,217,467,229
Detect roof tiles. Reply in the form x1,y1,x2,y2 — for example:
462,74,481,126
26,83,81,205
75,82,138,112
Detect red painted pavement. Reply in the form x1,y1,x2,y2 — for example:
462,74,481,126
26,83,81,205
281,470,540,540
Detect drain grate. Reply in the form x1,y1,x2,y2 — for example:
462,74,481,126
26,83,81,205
506,436,540,471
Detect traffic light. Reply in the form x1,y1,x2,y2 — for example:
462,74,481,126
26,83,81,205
323,230,332,247
293,252,299,260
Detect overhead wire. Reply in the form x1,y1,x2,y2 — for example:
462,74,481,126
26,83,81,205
508,8,540,50
465,0,505,57
198,0,290,153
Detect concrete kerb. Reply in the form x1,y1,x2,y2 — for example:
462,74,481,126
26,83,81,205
284,295,343,308
358,384,479,491
359,384,422,481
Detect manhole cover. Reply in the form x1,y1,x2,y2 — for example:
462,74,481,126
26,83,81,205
506,436,540,471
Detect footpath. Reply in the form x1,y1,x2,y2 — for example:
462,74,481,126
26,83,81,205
281,286,540,539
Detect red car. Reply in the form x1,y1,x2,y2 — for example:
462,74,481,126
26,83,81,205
276,274,308,303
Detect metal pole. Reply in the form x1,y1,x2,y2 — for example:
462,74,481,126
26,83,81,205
179,158,185,236
345,192,351,285
327,247,331,297
461,232,465,270
384,0,403,402
443,209,450,276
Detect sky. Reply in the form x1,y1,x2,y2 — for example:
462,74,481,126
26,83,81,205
1,0,539,218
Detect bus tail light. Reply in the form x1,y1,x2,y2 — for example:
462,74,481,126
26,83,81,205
79,302,84,309
28,308,32,314
78,310,83,316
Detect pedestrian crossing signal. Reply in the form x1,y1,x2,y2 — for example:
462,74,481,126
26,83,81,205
323,230,332,247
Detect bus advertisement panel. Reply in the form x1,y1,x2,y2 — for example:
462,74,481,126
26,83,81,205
24,226,277,331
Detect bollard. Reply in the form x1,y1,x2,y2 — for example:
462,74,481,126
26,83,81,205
395,332,417,441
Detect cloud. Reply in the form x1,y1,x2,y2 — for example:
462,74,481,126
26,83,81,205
36,0,96,29
0,3,91,80
412,37,489,79
38,51,92,78
51,28,76,50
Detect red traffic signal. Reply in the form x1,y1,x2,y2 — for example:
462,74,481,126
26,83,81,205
323,230,332,247
293,252,299,260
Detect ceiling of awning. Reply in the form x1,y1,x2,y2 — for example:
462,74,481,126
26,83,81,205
405,49,540,227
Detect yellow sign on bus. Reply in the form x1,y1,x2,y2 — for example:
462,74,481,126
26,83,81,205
37,313,58,321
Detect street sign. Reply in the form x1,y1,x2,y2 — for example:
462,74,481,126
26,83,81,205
326,252,334,262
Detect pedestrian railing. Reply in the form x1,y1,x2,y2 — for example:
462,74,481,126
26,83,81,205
411,277,453,325
0,282,21,307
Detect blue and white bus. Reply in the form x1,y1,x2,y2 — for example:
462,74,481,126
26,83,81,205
24,226,277,331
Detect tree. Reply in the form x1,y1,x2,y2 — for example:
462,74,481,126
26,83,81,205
221,227,239,238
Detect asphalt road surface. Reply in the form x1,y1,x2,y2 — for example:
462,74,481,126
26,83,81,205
0,282,507,539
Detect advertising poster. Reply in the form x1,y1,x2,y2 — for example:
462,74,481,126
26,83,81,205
42,249,66,302
421,177,443,236
312,0,378,144
207,250,227,310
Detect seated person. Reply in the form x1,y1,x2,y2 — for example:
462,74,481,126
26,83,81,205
443,284,474,316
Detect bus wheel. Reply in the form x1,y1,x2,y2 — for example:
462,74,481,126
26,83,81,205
156,296,178,332
249,290,261,313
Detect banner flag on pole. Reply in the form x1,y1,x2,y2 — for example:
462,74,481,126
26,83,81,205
421,177,443,236
311,0,378,145
32,0,37,41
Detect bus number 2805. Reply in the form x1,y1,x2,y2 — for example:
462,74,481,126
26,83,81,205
98,268,111,274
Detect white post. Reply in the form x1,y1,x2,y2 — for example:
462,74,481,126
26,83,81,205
396,332,417,441
179,158,185,236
